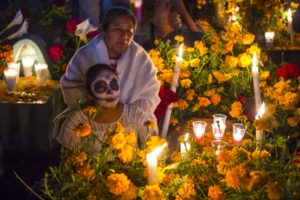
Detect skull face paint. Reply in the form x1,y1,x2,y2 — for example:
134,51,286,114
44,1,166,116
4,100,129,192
91,69,120,108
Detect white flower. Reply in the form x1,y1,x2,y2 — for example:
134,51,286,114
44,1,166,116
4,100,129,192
5,20,28,40
0,9,23,35
75,19,97,42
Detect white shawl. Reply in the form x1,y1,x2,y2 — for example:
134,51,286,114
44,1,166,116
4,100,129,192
60,34,160,113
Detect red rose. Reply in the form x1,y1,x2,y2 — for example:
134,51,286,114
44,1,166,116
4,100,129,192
154,87,178,122
66,18,83,33
49,45,64,63
277,63,299,79
287,63,299,77
87,30,99,39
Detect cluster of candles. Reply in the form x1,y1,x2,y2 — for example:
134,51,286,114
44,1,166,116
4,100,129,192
192,114,247,155
4,57,48,92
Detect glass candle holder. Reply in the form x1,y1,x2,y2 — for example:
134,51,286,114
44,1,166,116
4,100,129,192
211,140,226,155
213,114,227,127
22,57,34,77
212,123,226,140
35,63,48,86
232,123,247,146
193,121,207,142
265,31,274,49
8,62,20,83
4,69,18,92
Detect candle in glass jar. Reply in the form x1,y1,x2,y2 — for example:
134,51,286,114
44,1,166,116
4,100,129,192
265,31,274,49
180,133,191,158
8,62,20,82
35,63,48,86
4,69,18,92
22,57,34,77
193,121,207,142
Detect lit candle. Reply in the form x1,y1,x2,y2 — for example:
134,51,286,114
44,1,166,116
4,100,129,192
212,123,226,140
4,69,18,92
134,0,142,22
161,44,183,138
8,62,20,82
22,57,34,77
193,121,207,142
252,53,262,113
180,133,191,159
265,31,274,49
146,143,167,185
288,8,294,45
232,123,246,146
255,102,265,143
35,63,48,86
211,140,226,155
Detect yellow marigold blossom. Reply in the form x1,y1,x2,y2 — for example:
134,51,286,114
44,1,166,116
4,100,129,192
170,118,179,126
242,139,254,150
141,185,164,200
180,59,189,70
281,92,299,110
174,35,184,42
186,47,194,52
211,44,219,52
178,99,189,110
213,71,232,83
161,69,173,84
291,2,299,8
179,70,191,79
217,162,231,175
146,136,167,151
177,180,196,199
186,89,195,101
117,144,135,163
260,71,270,80
198,96,211,107
208,185,226,200
246,44,261,56
66,152,87,166
217,150,232,163
137,149,148,166
225,55,238,68
144,120,156,129
266,182,283,200
180,78,192,88
211,93,221,106
238,53,252,68
154,39,161,46
108,132,126,150
252,150,271,161
208,74,213,84
73,123,91,137
229,101,243,118
106,173,131,195
241,33,255,45
118,182,137,200
248,171,269,191
194,40,208,55
190,58,200,67
287,116,298,127
76,163,95,180
115,122,125,133
217,87,224,92
82,106,97,115
224,42,233,54
231,146,251,163
125,130,137,147
191,156,207,167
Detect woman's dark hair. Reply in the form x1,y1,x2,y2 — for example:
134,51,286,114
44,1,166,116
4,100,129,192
84,63,118,95
100,7,137,32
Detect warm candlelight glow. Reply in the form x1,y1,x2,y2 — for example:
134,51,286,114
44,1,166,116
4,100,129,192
255,102,265,119
35,63,48,86
252,53,257,72
22,57,34,67
181,133,191,159
178,44,183,58
4,69,18,92
4,69,17,76
288,8,292,21
193,121,207,142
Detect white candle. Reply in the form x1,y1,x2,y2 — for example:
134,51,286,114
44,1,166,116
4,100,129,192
252,53,262,113
193,121,207,142
146,143,167,185
8,62,20,82
35,63,48,86
4,69,18,92
265,31,274,49
232,123,246,146
180,133,191,159
212,123,226,140
288,8,294,45
255,102,265,143
161,44,183,138
22,57,34,77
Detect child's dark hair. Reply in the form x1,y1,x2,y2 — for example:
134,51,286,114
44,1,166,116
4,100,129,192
84,63,117,95
100,7,137,32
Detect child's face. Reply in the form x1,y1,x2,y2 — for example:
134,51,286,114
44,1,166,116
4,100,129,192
91,70,120,108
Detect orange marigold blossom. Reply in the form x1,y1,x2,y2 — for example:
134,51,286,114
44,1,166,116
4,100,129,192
141,185,164,200
105,173,131,195
211,93,221,106
117,144,136,163
266,181,283,200
238,53,251,68
108,131,126,150
213,71,232,83
174,35,184,42
75,163,95,180
248,170,269,191
178,99,189,110
208,185,226,200
177,179,196,199
180,78,192,88
146,136,167,151
82,106,97,115
225,55,238,68
198,96,211,107
186,89,195,101
66,152,87,166
144,120,156,129
118,182,137,200
170,118,179,126
251,150,271,161
229,101,243,118
73,122,91,137
125,130,137,147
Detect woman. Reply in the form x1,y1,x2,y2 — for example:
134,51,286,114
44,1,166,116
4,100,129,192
57,64,158,154
61,7,160,113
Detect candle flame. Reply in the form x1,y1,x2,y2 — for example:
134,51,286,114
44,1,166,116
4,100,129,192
184,133,189,141
4,69,17,76
252,53,257,68
288,8,292,21
255,102,265,119
150,143,167,157
179,44,183,58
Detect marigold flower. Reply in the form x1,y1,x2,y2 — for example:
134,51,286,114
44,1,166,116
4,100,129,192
117,144,135,163
186,89,195,101
242,139,254,150
170,118,179,126
180,78,192,88
178,99,189,110
105,173,131,195
174,35,184,42
225,55,238,68
246,44,261,56
238,53,252,68
208,74,213,84
213,71,232,83
248,171,269,191
144,120,156,129
73,123,91,137
198,96,211,107
266,181,282,200
291,2,299,8
229,101,243,118
177,180,196,199
190,58,200,67
211,93,221,106
66,152,87,166
231,146,251,163
224,42,233,53
208,185,226,200
108,132,126,150
118,182,137,200
194,40,208,55
154,39,161,46
141,185,164,200
170,151,181,162
146,136,167,151
179,70,191,79
125,130,137,147
252,150,271,161
241,33,255,45
76,163,95,180
115,122,125,133
82,106,97,115
186,47,194,52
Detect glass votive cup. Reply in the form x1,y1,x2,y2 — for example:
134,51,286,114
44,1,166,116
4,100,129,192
212,123,226,140
4,69,18,92
193,121,207,142
213,114,227,127
8,62,20,82
22,57,34,77
233,123,246,146
35,63,48,86
211,140,227,155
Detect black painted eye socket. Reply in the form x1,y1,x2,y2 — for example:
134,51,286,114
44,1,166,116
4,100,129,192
110,78,119,91
94,81,107,93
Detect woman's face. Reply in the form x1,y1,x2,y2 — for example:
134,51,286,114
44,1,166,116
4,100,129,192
103,16,134,59
91,70,120,108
